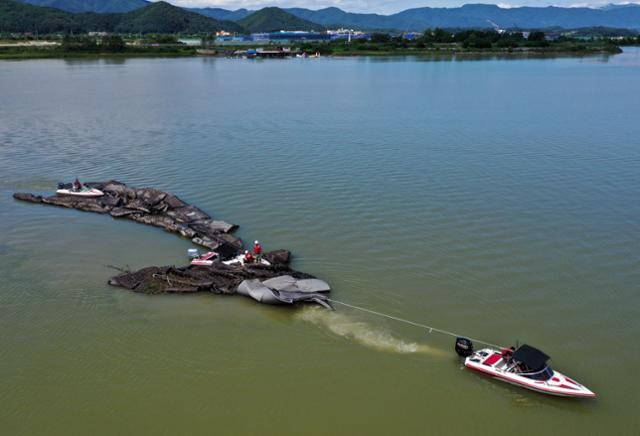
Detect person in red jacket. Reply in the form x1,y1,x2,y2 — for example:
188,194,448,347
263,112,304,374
243,250,255,263
253,240,262,259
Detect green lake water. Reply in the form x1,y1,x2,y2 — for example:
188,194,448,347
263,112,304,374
1,49,639,435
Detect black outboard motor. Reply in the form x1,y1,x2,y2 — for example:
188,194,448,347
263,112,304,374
455,337,474,357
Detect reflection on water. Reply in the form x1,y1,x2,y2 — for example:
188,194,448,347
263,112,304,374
583,45,640,65
62,57,128,67
347,51,618,63
1,47,639,435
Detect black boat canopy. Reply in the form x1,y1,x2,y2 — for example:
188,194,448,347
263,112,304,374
512,344,550,370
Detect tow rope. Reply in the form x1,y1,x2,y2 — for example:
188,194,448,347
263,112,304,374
327,298,504,349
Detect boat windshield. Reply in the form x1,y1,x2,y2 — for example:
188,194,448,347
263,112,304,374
521,366,554,381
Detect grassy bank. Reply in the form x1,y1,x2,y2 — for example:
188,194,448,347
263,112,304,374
0,43,620,60
0,45,198,60
295,34,623,57
320,45,622,57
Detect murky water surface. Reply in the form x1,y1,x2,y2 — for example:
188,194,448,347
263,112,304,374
1,49,639,434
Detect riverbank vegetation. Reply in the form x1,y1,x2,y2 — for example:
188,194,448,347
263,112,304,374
296,29,624,56
1,0,636,59
0,34,197,59
1,28,634,60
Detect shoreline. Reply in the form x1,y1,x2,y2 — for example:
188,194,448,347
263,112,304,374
0,48,197,60
330,48,621,59
0,46,623,61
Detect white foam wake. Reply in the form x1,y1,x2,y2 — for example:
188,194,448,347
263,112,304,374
297,307,444,356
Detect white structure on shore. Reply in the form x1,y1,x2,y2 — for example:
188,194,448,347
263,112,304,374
327,28,368,42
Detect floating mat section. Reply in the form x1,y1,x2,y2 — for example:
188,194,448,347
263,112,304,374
262,275,331,293
237,277,332,309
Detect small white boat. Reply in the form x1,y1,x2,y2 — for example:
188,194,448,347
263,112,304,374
190,251,219,266
56,187,104,197
222,254,271,267
456,339,595,398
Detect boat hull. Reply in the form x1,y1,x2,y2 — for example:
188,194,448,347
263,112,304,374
465,348,595,398
190,252,219,266
222,254,271,267
56,188,104,198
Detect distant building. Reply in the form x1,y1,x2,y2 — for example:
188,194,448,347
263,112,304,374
217,31,330,44
545,32,561,41
238,47,295,58
216,35,255,45
215,29,374,45
255,31,331,42
402,32,422,40
178,38,201,46
327,29,370,41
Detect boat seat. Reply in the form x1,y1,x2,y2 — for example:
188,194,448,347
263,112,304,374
494,360,507,369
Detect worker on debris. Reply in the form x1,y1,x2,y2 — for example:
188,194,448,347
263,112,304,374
244,250,255,263
253,240,262,260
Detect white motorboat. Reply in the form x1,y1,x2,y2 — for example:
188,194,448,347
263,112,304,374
56,187,104,197
456,339,595,398
222,254,271,267
190,251,219,266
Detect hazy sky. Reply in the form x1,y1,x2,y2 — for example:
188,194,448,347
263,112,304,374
163,0,639,14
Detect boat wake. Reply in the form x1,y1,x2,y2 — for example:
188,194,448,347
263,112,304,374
296,307,444,356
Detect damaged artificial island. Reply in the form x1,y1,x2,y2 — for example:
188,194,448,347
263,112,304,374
13,180,332,309
12,179,599,398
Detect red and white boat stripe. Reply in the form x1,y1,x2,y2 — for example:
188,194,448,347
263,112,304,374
464,350,595,397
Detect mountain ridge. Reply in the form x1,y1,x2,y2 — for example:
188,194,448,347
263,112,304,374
19,0,148,13
238,7,325,33
0,0,243,33
9,1,640,31
189,7,250,21
284,3,640,30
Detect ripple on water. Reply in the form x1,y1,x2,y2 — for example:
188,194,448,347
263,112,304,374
1,54,639,433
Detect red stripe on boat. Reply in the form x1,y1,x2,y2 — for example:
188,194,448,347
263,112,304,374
482,354,503,366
